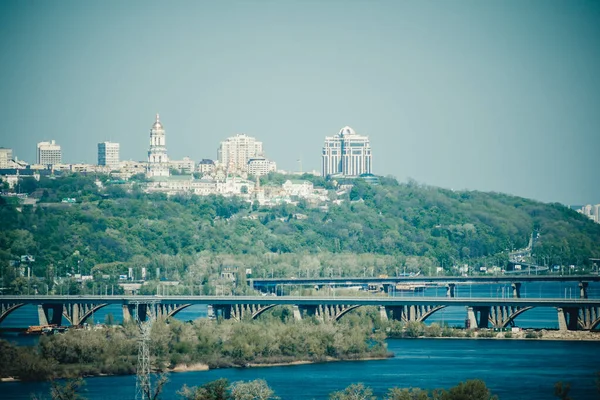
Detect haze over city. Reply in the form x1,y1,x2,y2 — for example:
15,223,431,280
1,1,599,205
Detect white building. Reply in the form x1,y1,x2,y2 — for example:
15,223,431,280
196,159,216,174
322,126,372,177
97,142,120,169
37,140,62,165
282,180,314,197
0,147,12,169
247,156,276,177
578,204,600,224
147,114,169,177
170,156,195,174
217,134,264,173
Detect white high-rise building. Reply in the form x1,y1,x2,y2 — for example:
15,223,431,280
217,134,263,173
322,126,372,177
98,142,120,169
247,156,277,177
147,114,169,177
37,140,62,165
0,147,13,169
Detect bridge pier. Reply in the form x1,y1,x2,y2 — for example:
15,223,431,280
467,306,491,329
293,305,302,321
557,307,579,331
38,304,62,326
446,284,456,298
511,283,521,298
579,282,589,299
122,304,133,323
379,306,388,322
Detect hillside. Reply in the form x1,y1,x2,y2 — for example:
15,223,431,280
1,174,599,292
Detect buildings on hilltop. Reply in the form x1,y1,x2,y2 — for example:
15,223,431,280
577,204,600,224
37,140,62,166
322,126,372,177
98,142,120,169
247,156,276,177
217,134,276,176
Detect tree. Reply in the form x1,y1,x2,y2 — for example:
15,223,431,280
230,379,278,400
386,387,430,400
178,378,230,400
50,378,87,400
329,383,376,400
440,380,497,400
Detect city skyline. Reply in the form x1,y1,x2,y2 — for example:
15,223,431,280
1,1,599,204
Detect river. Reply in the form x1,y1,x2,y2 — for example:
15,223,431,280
2,338,599,399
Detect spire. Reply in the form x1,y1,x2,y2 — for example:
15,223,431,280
156,113,160,123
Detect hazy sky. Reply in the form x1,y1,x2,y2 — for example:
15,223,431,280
1,1,599,205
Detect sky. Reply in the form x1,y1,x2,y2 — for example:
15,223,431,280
0,0,599,205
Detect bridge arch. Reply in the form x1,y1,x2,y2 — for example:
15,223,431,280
63,303,110,325
589,318,600,331
251,304,278,319
494,306,535,328
334,305,362,321
0,303,26,325
418,305,447,322
164,304,193,319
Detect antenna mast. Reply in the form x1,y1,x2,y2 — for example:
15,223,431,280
134,301,157,400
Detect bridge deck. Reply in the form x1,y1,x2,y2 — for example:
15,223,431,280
1,295,599,308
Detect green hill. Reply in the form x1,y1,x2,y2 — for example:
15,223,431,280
1,174,598,291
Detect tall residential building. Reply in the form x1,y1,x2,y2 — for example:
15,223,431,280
217,134,263,173
37,140,62,165
247,156,277,177
147,114,169,177
97,142,120,169
0,147,13,169
322,126,372,177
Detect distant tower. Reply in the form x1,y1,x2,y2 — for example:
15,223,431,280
147,114,169,177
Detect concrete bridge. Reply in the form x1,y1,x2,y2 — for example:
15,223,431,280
249,276,599,298
1,295,600,331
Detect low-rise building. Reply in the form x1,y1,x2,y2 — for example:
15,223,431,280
282,180,314,197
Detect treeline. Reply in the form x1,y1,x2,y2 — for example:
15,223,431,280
0,311,388,382
1,173,599,291
35,376,500,400
179,378,500,400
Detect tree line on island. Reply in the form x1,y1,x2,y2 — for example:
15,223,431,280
37,376,501,400
2,173,599,295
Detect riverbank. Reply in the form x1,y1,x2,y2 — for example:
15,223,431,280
437,329,600,341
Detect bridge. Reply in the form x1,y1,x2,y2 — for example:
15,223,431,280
1,295,599,331
248,275,599,298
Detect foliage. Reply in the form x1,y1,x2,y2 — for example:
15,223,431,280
1,314,388,381
386,387,430,400
330,383,377,400
439,380,498,400
50,378,87,400
230,379,278,400
178,378,230,400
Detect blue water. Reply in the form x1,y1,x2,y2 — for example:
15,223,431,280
2,339,599,399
